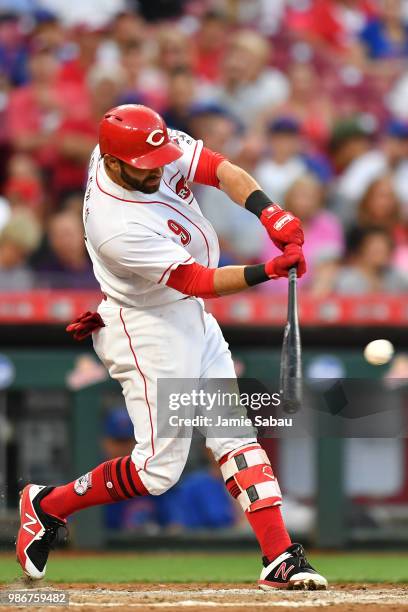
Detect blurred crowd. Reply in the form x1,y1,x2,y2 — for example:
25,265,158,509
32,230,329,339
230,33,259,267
0,0,408,295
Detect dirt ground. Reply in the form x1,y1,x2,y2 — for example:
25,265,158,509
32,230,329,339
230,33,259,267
1,582,408,612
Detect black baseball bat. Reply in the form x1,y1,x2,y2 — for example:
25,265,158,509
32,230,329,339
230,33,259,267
280,266,302,414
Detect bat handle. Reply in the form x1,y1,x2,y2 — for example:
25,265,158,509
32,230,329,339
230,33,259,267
288,266,297,282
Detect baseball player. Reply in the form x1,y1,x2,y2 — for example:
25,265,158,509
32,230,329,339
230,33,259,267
16,105,327,590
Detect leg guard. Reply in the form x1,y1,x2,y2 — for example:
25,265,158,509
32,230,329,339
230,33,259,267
219,443,282,512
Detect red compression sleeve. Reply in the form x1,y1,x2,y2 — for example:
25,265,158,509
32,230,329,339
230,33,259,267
166,262,219,298
193,147,226,187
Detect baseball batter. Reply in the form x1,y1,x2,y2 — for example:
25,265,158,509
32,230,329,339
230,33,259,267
16,105,327,590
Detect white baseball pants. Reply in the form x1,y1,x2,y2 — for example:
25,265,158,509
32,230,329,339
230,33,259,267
93,296,257,495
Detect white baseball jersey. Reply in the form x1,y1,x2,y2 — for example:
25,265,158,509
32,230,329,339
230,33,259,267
83,130,220,308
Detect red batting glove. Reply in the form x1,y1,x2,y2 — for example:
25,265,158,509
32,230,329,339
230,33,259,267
265,244,307,279
66,311,105,341
260,204,304,251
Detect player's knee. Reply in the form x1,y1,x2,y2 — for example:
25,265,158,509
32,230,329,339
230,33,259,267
144,464,184,496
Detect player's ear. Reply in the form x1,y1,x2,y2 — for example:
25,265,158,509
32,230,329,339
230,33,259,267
103,154,120,172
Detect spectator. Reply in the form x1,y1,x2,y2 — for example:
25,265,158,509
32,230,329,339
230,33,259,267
155,25,193,74
357,174,402,230
53,63,126,199
192,10,228,83
333,226,408,294
56,24,103,89
264,62,335,149
7,44,88,171
188,103,241,156
286,0,373,60
381,119,408,210
30,11,66,58
328,115,386,225
4,154,45,218
161,68,197,133
98,11,145,66
356,175,408,275
119,40,161,109
360,0,408,60
238,0,287,36
330,116,408,223
0,12,30,86
33,210,97,288
260,174,344,293
386,66,408,119
0,1,37,13
120,25,194,112
0,210,42,291
212,29,289,127
254,117,307,204
59,191,85,217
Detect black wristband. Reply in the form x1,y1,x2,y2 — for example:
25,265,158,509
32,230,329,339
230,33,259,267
244,264,269,287
244,190,271,218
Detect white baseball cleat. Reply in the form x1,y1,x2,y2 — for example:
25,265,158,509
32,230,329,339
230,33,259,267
16,484,66,580
258,543,328,590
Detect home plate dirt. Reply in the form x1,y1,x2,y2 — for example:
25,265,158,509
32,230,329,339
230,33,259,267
1,583,408,612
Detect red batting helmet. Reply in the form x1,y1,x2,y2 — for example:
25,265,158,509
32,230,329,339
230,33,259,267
99,104,183,169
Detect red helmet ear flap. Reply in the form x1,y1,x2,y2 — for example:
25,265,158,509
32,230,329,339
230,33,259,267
99,104,183,169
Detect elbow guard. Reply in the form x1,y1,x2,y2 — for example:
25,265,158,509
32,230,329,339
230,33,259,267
166,261,219,298
193,148,226,188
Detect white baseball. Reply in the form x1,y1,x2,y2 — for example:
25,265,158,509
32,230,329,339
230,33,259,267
364,339,394,366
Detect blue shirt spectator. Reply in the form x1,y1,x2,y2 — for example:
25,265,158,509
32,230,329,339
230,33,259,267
0,0,38,11
360,18,408,59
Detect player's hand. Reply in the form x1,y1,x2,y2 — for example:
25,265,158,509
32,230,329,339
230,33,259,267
66,311,105,341
260,204,304,251
265,244,306,279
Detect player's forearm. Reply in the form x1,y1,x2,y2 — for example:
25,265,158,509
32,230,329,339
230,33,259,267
166,259,296,299
213,265,266,295
217,160,261,207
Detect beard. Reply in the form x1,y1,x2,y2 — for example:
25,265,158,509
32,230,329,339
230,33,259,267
119,161,162,194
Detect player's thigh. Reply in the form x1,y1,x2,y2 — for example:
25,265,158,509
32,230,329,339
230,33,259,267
200,310,236,379
93,298,204,437
200,316,257,461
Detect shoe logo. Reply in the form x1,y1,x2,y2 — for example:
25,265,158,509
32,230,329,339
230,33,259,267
22,512,38,536
274,562,295,581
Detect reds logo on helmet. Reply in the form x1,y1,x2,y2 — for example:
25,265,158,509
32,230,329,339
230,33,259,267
146,129,165,146
175,177,192,201
167,220,191,246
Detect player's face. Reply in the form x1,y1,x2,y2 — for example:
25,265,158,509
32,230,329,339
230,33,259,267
104,155,163,193
118,160,163,193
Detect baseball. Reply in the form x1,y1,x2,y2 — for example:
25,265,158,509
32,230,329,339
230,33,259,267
364,339,394,366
